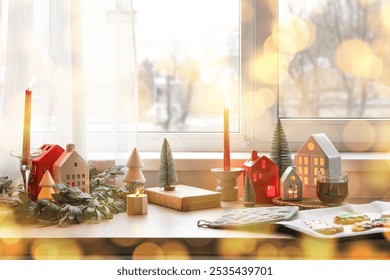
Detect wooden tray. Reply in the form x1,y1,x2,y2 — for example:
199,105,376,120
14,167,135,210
272,197,331,210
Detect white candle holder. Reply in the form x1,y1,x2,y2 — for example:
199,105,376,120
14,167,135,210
211,167,243,201
10,148,41,197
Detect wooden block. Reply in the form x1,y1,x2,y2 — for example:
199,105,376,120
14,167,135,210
144,184,221,211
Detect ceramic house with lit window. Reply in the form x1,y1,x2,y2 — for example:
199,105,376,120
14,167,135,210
28,144,65,200
280,166,302,201
53,144,90,193
243,150,279,203
294,133,341,198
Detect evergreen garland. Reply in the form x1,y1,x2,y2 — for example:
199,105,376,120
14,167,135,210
270,118,293,177
3,166,128,228
158,138,178,190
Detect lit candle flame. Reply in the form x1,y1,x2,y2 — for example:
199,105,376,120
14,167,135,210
28,77,35,89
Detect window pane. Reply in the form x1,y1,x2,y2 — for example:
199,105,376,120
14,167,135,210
278,0,390,118
133,0,240,132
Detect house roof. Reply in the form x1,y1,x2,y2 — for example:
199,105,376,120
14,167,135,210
298,133,340,159
33,144,64,163
54,144,88,168
311,133,340,158
280,166,299,183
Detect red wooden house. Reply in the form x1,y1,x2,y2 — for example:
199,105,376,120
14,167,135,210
243,150,279,204
28,144,64,200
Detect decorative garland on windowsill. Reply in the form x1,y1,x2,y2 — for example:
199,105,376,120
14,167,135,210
0,166,129,228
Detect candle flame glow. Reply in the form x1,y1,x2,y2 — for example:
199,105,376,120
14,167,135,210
28,77,36,89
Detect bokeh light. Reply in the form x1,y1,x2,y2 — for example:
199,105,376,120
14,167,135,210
342,120,376,151
275,16,316,54
335,39,383,79
381,1,390,31
132,242,164,260
300,236,336,259
256,87,276,111
278,245,303,259
256,242,279,259
31,239,83,260
160,240,190,260
217,238,258,257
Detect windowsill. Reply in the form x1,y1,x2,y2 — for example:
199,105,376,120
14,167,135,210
117,152,390,172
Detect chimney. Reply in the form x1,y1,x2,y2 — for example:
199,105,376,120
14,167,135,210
251,150,258,161
66,144,75,153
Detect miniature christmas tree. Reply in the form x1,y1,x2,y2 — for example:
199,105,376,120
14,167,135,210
243,172,256,207
123,148,146,186
37,170,55,200
270,118,293,178
158,138,178,191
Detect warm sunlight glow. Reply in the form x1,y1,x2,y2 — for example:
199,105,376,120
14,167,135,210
342,120,376,151
275,17,316,54
335,39,382,79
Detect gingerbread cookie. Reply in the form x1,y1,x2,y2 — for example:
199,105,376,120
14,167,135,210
381,210,390,219
333,213,370,225
371,217,390,228
351,218,390,232
351,221,373,232
304,219,344,235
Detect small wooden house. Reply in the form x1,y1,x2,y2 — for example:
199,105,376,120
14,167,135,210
53,144,90,193
294,133,341,198
243,150,279,203
280,166,302,201
28,144,64,200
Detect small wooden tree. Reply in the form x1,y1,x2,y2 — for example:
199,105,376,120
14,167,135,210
37,170,55,200
158,138,178,191
243,172,256,207
123,147,146,186
270,118,293,178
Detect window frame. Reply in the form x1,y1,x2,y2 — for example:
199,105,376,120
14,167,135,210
134,0,256,152
135,0,390,153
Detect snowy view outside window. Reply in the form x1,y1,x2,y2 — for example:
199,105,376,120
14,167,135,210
133,0,240,132
278,0,390,118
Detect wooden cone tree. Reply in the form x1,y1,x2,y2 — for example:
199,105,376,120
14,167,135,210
243,172,255,207
158,138,178,191
37,170,55,200
270,118,293,177
123,148,146,185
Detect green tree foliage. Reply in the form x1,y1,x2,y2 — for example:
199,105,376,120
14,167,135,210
243,172,256,207
270,118,293,177
158,138,178,190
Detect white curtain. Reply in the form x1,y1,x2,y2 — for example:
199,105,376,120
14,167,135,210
0,0,138,180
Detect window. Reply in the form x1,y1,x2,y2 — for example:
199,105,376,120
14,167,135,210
133,0,244,152
276,0,390,152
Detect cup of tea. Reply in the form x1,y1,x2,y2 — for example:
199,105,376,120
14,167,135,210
316,170,348,206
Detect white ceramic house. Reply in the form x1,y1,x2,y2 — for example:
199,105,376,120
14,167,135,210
280,166,302,201
294,133,341,198
53,144,90,193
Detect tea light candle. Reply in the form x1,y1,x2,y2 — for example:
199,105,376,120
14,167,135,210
127,191,148,215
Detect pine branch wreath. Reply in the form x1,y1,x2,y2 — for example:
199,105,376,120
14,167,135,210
5,166,130,227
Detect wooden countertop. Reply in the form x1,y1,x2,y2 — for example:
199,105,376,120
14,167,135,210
0,200,293,239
